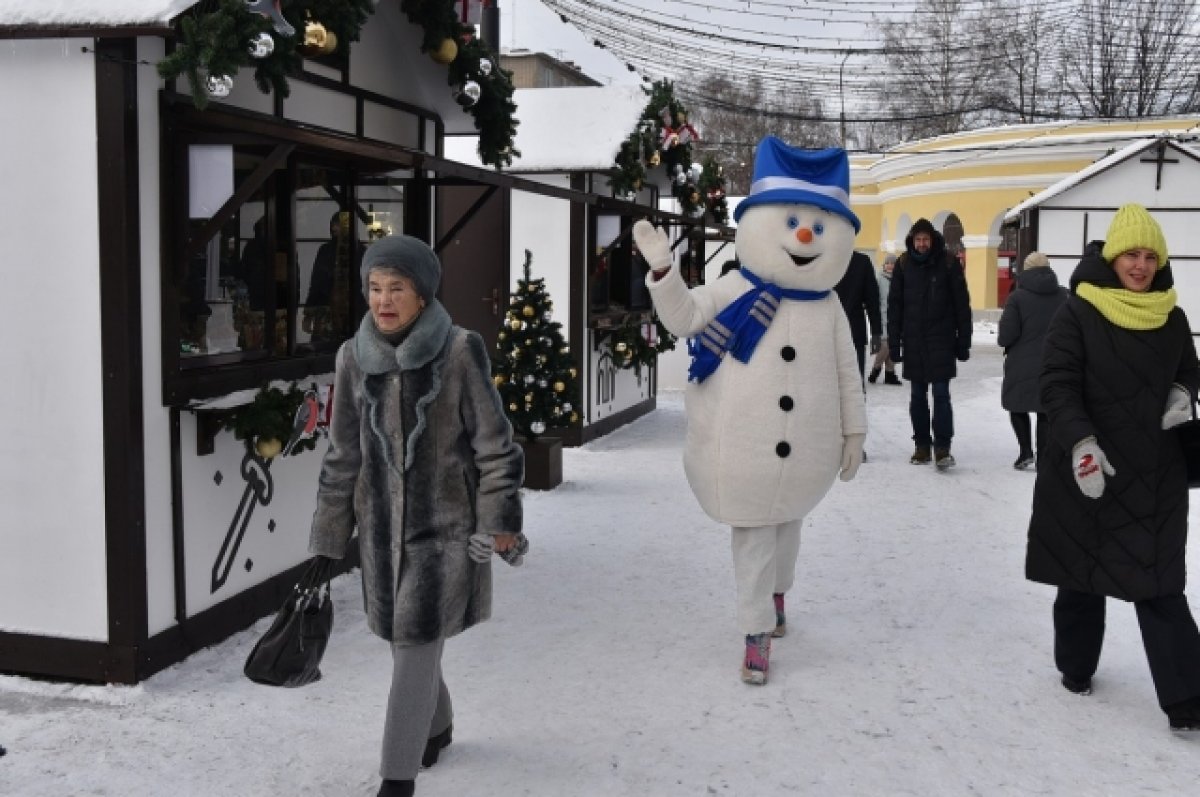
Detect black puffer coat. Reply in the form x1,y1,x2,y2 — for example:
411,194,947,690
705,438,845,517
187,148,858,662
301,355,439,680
886,228,972,383
997,267,1068,412
1025,242,1200,602
834,251,882,348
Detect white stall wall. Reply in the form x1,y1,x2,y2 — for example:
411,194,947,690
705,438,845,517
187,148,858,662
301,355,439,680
588,335,653,422
510,179,573,343
0,40,108,639
137,36,178,637
178,415,329,617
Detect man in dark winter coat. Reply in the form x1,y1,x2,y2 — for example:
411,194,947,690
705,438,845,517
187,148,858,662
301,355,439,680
886,218,972,469
834,250,883,388
1025,203,1200,732
997,251,1068,469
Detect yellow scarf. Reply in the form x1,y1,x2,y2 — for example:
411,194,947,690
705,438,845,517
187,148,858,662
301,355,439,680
1076,283,1177,330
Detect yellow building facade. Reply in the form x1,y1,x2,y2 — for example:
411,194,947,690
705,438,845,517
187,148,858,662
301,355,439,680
849,117,1200,308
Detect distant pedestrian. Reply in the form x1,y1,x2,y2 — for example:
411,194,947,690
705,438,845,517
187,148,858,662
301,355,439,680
887,218,972,470
997,251,1067,469
834,251,883,389
868,254,901,385
1025,204,1200,732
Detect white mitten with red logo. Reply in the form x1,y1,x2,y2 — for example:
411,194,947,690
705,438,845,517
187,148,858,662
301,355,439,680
1073,436,1115,500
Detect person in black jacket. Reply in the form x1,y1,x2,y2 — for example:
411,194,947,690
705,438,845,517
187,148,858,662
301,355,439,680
997,251,1068,470
834,250,883,389
886,218,972,469
1025,204,1200,732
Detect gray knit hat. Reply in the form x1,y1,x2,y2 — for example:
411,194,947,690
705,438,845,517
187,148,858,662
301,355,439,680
360,234,442,301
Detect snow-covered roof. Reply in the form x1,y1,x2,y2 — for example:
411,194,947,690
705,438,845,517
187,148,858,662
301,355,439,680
1003,137,1191,221
446,85,648,173
0,0,195,26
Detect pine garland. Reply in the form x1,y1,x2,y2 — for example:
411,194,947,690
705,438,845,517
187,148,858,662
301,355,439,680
608,80,726,222
158,1,519,167
608,316,676,376
223,383,317,457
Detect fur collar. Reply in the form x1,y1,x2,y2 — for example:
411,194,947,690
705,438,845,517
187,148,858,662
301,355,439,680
354,300,453,375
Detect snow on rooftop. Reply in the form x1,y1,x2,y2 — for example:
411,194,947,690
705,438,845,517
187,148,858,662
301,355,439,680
445,85,648,173
0,0,195,26
1003,137,1200,221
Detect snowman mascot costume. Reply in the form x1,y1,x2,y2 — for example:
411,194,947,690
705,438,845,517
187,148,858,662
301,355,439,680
634,137,866,685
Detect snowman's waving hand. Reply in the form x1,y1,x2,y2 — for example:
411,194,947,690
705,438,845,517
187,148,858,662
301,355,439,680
633,220,673,276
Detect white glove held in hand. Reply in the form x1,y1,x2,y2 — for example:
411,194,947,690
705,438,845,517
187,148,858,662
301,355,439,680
840,433,866,482
632,220,672,274
467,532,494,563
1073,437,1115,499
1161,384,1193,430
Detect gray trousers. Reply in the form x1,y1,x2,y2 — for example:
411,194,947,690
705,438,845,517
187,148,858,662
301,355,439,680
380,637,453,780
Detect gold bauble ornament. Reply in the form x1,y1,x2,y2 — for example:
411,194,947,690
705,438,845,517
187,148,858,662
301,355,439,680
431,38,458,65
493,374,506,386
522,305,535,317
569,368,578,378
509,402,518,412
569,412,579,423
301,20,338,56
525,392,535,402
255,437,282,459
509,318,523,330
647,151,661,168
554,381,565,393
615,342,628,353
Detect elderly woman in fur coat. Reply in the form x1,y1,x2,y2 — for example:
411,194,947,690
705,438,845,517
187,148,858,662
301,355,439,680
308,235,525,797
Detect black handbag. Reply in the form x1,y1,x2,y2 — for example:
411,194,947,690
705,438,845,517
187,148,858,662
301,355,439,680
244,557,334,687
1172,394,1200,489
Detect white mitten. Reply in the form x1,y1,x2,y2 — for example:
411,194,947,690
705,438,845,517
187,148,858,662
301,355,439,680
632,220,672,275
1072,436,1115,500
1161,384,1193,430
839,433,866,481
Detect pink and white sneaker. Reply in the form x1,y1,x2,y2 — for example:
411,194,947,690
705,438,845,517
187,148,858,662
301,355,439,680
741,633,772,685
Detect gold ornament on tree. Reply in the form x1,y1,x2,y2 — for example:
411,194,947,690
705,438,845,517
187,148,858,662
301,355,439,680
300,19,338,57
431,37,458,65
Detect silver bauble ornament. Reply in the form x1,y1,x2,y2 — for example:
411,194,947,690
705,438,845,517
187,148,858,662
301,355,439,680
562,402,572,412
206,74,234,98
454,80,482,108
529,420,546,435
538,379,548,388
674,171,687,186
479,58,493,77
688,163,703,181
524,374,535,385
248,32,275,59
542,311,553,322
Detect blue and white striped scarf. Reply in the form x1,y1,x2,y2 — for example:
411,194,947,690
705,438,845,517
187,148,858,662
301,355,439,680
688,268,829,383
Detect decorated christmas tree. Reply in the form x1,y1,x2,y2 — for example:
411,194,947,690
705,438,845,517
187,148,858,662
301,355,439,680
493,251,579,440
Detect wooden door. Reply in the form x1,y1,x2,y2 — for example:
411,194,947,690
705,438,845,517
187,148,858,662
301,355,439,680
435,184,509,351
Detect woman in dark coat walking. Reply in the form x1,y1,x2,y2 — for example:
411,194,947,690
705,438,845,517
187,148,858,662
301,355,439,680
1025,204,1200,732
309,235,526,795
997,251,1068,469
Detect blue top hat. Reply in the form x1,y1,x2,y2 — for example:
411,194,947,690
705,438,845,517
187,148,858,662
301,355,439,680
733,136,861,233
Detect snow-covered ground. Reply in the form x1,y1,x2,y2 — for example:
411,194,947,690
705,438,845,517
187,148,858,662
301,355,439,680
4,325,1200,796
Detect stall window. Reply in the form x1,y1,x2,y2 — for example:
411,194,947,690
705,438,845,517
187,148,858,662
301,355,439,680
167,130,412,402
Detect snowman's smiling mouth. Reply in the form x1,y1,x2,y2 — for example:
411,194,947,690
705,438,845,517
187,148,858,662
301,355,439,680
790,254,817,267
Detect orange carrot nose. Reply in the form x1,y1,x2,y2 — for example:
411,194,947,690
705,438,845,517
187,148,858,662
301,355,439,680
796,227,813,244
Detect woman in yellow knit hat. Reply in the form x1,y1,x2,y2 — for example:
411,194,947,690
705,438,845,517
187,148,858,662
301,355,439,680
1025,203,1200,732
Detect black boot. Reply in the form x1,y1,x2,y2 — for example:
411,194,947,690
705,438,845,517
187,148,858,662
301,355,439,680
884,371,902,385
1167,696,1200,731
422,724,453,768
867,367,881,384
377,779,415,797
1061,674,1092,695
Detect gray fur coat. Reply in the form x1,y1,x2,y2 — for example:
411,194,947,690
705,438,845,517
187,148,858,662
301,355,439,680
308,303,524,644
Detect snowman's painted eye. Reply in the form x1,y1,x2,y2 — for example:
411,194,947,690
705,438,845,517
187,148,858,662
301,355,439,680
786,216,800,229
813,221,825,235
